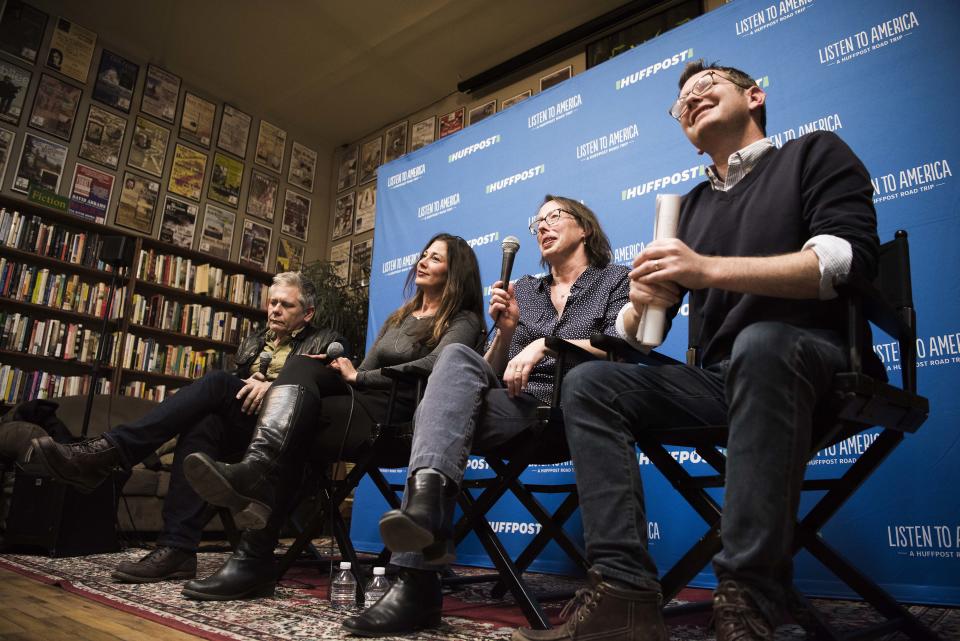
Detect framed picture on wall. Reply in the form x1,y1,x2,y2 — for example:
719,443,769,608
0,61,32,126
281,189,310,241
539,65,572,92
12,132,68,194
47,18,97,83
255,119,286,173
218,104,251,157
358,136,381,185
168,143,207,202
330,239,351,284
246,168,279,222
115,171,160,234
337,146,358,192
438,108,464,139
383,121,407,164
28,74,82,141
0,1,48,64
239,218,272,271
0,128,16,188
67,162,114,224
141,65,181,124
128,116,170,178
276,237,304,272
180,92,216,148
354,183,375,235
468,100,496,126
159,195,199,247
93,50,139,113
410,116,436,152
501,90,531,110
288,141,317,192
332,192,355,240
199,203,236,260
79,104,126,169
350,238,373,287
208,152,243,207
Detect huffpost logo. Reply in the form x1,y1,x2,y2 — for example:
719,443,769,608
615,49,694,90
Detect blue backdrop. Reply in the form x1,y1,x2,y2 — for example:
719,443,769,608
350,0,960,605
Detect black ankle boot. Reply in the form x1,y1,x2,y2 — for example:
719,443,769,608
342,568,442,636
378,472,453,559
184,384,318,529
180,528,280,601
30,435,121,492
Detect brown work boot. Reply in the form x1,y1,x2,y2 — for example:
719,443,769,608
712,580,775,641
511,570,667,641
112,546,197,583
30,435,121,492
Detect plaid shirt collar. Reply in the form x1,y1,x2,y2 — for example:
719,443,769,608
706,138,775,191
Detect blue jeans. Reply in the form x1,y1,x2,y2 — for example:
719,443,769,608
560,322,847,622
391,343,542,570
105,370,255,551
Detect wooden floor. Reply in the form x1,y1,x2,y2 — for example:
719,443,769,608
0,568,202,641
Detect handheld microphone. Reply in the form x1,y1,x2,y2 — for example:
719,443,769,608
499,236,520,288
326,341,345,360
258,351,273,377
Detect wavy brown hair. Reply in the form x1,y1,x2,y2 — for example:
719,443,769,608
385,233,485,348
539,194,613,269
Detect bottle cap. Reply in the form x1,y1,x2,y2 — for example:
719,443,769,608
340,561,351,570
373,567,385,575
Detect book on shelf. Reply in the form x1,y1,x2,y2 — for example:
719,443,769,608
0,363,112,404
0,258,126,318
0,311,121,365
120,380,176,402
136,248,268,309
0,207,118,272
121,334,228,379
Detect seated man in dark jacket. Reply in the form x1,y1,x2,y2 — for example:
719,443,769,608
31,271,341,583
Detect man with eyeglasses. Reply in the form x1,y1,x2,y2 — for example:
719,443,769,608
512,60,880,641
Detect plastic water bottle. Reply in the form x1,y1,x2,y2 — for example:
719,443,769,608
330,561,357,608
364,567,390,609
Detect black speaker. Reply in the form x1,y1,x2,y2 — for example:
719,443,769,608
2,462,122,557
100,235,134,268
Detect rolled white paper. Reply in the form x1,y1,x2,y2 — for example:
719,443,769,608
636,194,682,347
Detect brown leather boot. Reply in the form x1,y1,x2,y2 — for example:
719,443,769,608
30,435,120,492
511,570,668,641
712,580,775,641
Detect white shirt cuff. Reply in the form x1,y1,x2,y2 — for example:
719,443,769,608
803,234,853,299
615,302,646,351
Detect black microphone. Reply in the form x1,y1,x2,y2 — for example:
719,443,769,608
326,341,345,360
258,351,272,377
499,235,520,288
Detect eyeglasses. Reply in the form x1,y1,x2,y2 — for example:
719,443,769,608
528,208,576,235
668,71,755,121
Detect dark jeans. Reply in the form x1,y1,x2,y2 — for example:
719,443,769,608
104,370,256,551
561,322,847,622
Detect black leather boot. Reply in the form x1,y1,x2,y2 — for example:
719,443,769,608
378,471,454,562
342,568,442,636
30,435,121,492
180,527,279,600
183,384,318,529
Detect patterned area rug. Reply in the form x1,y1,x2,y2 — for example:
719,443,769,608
0,546,957,641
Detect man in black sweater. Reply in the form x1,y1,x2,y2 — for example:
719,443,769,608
511,61,879,641
31,272,341,585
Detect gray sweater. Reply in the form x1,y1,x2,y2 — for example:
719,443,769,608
354,310,484,389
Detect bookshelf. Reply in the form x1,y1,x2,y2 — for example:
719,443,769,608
0,193,271,408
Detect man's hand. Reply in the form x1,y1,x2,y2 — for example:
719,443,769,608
503,338,549,398
236,374,272,415
634,238,713,291
489,280,519,333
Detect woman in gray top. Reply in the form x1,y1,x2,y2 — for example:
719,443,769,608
179,233,485,601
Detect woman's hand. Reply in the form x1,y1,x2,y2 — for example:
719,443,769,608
488,280,519,334
503,338,548,397
329,356,358,384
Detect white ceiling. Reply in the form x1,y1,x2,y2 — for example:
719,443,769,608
28,0,631,148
